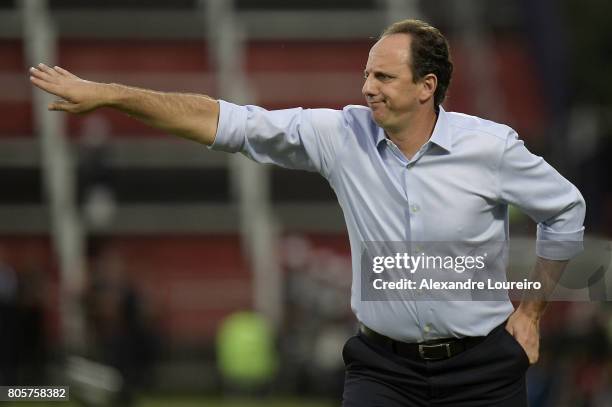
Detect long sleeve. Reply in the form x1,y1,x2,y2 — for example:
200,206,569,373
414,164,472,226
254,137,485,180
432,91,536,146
210,100,347,179
498,130,586,260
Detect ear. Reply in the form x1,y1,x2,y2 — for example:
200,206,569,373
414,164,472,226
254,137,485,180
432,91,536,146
418,73,437,104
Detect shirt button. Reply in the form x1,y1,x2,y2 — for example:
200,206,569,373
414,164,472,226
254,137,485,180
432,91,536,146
410,204,420,213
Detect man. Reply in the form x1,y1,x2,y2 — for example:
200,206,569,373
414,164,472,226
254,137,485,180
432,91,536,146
30,19,584,406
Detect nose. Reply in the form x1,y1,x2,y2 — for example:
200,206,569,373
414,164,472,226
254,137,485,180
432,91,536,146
362,75,376,99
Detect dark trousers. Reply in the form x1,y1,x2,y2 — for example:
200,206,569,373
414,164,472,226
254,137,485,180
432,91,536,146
342,322,529,407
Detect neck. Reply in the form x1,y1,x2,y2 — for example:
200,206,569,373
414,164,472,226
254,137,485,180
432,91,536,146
386,107,438,159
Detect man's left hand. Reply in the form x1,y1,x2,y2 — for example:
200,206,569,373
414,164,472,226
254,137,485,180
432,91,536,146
505,309,540,365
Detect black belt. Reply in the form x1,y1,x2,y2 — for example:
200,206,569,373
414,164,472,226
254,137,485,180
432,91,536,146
360,324,489,361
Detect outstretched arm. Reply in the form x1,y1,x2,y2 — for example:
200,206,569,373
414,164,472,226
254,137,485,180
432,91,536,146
29,63,220,145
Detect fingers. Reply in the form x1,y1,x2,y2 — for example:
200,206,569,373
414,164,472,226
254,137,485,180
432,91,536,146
33,63,61,81
48,99,75,112
52,66,68,76
53,66,78,79
29,66,55,83
37,63,55,75
49,99,89,114
49,99,94,115
30,64,87,114
29,64,75,99
29,75,63,97
30,63,75,81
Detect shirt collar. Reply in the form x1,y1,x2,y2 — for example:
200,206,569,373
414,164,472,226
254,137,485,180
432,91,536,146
374,127,387,147
374,106,453,153
429,106,452,152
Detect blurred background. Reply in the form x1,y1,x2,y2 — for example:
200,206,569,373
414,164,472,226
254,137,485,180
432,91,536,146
0,0,611,406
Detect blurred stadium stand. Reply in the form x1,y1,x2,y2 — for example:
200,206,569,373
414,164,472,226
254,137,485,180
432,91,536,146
0,0,611,405
0,0,548,234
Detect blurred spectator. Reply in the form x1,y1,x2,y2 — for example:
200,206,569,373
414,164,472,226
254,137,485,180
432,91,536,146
216,311,278,395
0,246,49,386
278,236,352,398
15,256,48,385
85,244,159,405
0,246,18,385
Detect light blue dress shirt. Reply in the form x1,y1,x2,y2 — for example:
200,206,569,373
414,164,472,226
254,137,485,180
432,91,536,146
211,100,586,342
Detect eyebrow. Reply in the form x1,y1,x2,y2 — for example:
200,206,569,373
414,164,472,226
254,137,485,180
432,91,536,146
363,69,396,78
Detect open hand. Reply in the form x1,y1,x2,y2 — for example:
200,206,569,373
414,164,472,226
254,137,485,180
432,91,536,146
29,63,107,114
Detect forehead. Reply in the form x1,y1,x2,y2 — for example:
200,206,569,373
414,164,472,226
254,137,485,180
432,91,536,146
366,34,412,69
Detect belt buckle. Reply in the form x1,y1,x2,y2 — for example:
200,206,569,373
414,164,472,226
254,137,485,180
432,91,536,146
418,343,452,360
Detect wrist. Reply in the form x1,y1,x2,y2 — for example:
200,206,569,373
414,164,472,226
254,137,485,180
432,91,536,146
517,301,545,322
101,82,125,108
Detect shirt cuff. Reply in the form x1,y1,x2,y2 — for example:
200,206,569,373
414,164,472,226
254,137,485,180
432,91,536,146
536,224,585,260
208,100,247,153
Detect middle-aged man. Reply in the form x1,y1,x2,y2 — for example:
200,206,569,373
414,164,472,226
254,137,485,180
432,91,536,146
30,19,585,406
